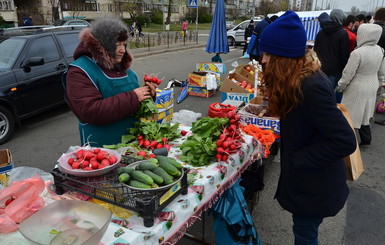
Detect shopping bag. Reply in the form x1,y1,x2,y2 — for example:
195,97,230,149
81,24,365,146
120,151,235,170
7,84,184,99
210,179,262,245
337,104,364,181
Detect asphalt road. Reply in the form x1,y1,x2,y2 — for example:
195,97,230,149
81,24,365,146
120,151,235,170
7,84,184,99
2,38,385,244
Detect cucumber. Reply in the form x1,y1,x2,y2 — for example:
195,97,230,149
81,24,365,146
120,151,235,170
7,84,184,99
159,160,181,177
128,180,151,189
136,160,158,171
156,156,183,169
152,167,174,185
118,173,130,184
129,170,154,186
147,158,158,164
143,170,164,185
116,166,135,175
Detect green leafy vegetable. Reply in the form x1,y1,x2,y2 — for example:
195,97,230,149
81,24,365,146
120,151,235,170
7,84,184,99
134,99,158,119
179,135,217,167
191,117,229,139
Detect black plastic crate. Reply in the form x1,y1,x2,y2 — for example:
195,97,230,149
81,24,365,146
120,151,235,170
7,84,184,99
51,157,188,227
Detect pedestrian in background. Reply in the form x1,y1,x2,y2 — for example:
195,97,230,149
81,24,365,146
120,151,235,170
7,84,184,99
182,20,188,39
318,12,330,29
137,22,143,37
243,19,254,56
248,15,275,62
314,9,350,103
64,16,157,147
259,10,356,244
342,15,357,52
336,23,385,145
373,8,385,50
354,14,366,33
23,14,33,26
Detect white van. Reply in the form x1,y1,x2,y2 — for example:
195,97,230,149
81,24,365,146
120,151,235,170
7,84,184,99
227,18,262,46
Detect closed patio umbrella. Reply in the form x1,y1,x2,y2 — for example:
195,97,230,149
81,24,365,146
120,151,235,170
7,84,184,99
205,0,229,54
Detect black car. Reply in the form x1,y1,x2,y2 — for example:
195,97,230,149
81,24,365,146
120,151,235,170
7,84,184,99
0,26,83,144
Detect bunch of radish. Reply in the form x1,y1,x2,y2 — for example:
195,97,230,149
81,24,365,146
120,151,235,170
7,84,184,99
137,135,171,151
144,74,162,85
136,150,156,159
215,111,244,162
67,148,118,170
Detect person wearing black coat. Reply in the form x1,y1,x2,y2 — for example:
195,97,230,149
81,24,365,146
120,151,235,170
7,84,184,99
243,19,254,56
314,9,350,103
259,10,357,244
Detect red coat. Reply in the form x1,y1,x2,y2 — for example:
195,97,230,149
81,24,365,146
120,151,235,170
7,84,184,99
343,26,357,52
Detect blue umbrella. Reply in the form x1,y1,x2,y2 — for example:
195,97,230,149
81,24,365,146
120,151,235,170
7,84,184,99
206,0,229,54
177,83,188,103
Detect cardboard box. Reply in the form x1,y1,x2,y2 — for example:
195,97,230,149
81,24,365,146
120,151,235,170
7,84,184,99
188,83,216,98
220,72,254,94
221,92,256,103
196,62,225,74
155,89,174,112
142,107,174,124
188,71,220,87
235,64,256,81
0,149,13,189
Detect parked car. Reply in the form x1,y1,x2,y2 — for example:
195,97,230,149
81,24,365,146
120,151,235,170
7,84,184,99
53,19,91,27
0,26,82,144
226,21,235,30
227,18,262,46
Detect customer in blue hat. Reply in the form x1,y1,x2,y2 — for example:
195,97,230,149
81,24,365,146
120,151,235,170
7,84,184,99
259,10,356,245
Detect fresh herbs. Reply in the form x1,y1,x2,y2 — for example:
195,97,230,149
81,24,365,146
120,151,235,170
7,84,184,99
134,99,158,119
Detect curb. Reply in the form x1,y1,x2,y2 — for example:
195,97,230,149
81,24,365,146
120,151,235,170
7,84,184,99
132,44,206,58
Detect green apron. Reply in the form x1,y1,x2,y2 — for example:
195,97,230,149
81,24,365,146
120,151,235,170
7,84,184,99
70,56,139,147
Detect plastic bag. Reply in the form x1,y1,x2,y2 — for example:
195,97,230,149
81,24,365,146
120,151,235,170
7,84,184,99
0,175,45,233
208,103,236,118
171,109,202,126
206,73,218,90
9,166,53,185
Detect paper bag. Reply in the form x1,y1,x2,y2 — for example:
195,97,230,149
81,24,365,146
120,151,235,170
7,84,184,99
337,104,364,181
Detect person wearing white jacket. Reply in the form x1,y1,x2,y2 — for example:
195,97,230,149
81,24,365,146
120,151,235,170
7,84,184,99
336,23,385,145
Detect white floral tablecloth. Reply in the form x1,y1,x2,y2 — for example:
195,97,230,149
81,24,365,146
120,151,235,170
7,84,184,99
0,125,263,245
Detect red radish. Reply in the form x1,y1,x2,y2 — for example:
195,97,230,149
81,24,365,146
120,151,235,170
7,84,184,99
152,77,158,83
138,139,144,147
230,144,237,150
219,134,226,141
93,148,101,154
164,144,171,151
90,161,99,169
229,119,236,124
137,151,147,158
97,151,108,161
137,135,144,140
143,140,151,148
149,154,156,158
217,147,225,154
216,154,222,162
83,151,96,160
150,140,158,149
216,139,224,147
83,167,93,171
221,154,229,161
75,149,84,159
144,75,151,81
68,157,75,165
227,111,236,119
156,143,164,149
180,130,188,136
101,158,111,166
162,137,168,144
72,162,80,169
222,141,231,149
109,155,118,164
228,124,237,132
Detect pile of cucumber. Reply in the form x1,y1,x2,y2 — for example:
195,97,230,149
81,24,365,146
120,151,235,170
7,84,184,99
117,156,183,189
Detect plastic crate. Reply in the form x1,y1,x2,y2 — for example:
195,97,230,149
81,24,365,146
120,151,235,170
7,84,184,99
51,157,188,227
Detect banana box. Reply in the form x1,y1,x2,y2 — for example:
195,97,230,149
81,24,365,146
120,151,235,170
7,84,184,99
155,89,174,113
0,149,13,189
142,107,174,124
196,62,225,74
188,71,220,87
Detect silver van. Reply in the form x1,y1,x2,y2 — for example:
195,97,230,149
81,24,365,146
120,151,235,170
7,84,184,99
227,18,262,46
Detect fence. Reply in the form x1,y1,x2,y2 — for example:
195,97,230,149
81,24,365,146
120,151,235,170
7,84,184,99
127,30,198,50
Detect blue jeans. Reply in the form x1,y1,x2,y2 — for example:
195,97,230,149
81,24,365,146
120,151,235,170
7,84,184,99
328,75,343,103
292,214,323,245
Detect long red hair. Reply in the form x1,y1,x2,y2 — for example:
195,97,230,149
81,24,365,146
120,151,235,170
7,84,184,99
261,49,321,119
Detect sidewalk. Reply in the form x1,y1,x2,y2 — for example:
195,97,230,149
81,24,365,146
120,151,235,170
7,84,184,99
130,42,206,58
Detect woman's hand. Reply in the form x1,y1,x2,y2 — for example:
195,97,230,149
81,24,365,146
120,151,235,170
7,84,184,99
145,81,158,97
133,86,152,102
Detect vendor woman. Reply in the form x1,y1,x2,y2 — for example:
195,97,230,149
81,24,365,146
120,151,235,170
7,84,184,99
65,16,157,147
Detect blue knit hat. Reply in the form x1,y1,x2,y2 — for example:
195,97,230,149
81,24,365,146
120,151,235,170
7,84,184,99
259,10,307,58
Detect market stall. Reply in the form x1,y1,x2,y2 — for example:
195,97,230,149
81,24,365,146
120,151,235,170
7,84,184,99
0,120,263,245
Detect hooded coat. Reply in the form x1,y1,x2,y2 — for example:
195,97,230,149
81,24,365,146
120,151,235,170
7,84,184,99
65,28,140,146
314,10,350,76
337,24,385,128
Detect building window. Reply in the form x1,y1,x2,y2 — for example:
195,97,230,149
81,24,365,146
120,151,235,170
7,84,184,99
61,1,97,12
0,0,13,10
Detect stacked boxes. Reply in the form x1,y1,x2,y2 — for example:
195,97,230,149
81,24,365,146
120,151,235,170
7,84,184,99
142,89,174,123
0,149,13,188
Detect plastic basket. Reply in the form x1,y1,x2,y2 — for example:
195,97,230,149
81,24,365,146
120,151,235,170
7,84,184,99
51,156,188,227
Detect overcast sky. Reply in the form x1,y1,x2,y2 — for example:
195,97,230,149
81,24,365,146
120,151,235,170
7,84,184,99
313,0,385,13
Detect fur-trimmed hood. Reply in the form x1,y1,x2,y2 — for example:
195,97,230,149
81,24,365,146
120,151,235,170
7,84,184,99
73,28,133,71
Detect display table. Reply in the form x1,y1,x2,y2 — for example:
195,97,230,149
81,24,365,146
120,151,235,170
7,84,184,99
0,125,263,245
